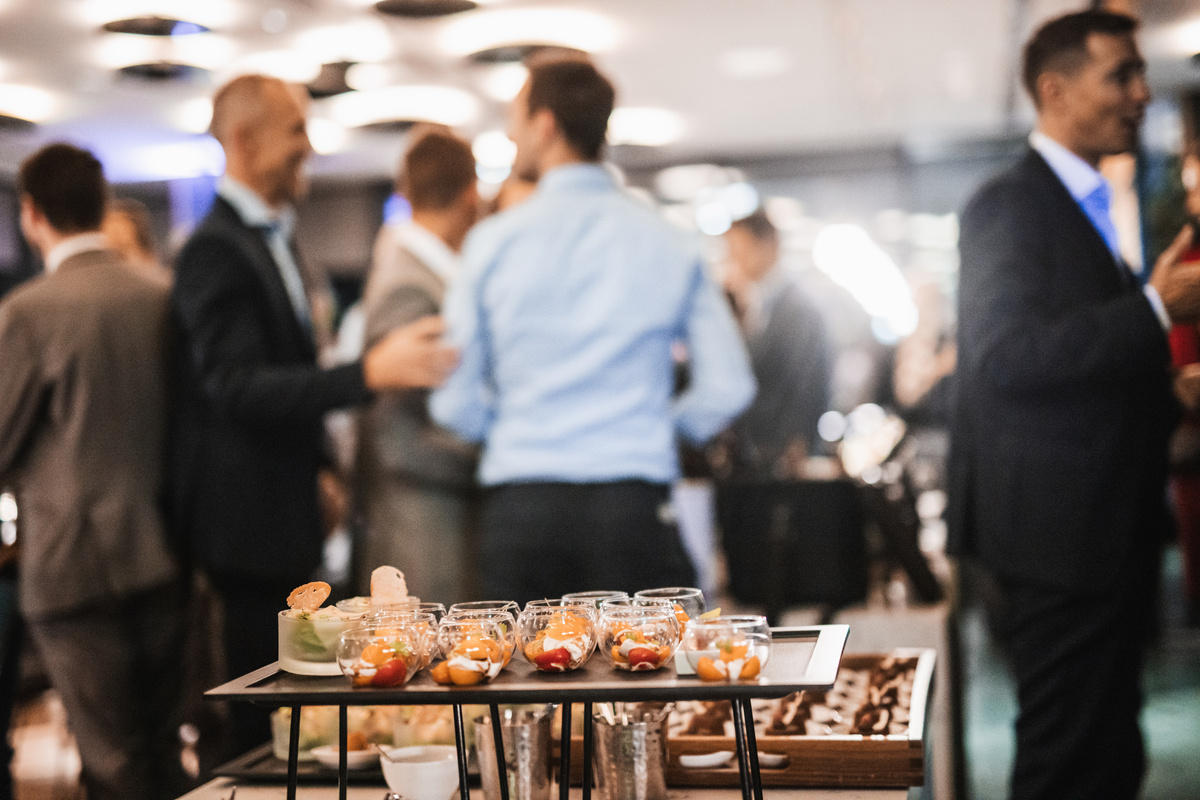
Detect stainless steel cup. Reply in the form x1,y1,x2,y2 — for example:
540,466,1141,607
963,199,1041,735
591,705,671,800
475,705,555,800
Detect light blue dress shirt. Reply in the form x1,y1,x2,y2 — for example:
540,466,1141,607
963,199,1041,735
430,163,756,486
1028,131,1170,330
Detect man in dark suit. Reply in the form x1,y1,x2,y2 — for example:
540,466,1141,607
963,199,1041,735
0,143,184,800
170,75,456,755
950,11,1200,799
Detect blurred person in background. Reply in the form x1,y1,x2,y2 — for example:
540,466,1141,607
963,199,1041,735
431,57,755,601
169,74,457,756
103,196,171,286
950,11,1200,799
1165,149,1200,627
355,129,482,606
0,143,184,800
718,208,831,478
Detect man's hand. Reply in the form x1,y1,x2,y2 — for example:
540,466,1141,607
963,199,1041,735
363,315,458,390
1150,225,1200,324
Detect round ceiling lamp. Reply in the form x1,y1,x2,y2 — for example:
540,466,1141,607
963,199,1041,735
101,16,209,36
467,44,586,65
118,62,207,82
374,0,477,18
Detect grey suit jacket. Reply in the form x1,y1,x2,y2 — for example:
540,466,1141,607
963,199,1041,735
0,249,178,619
357,239,479,490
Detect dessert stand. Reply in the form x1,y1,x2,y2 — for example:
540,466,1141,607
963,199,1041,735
206,625,849,800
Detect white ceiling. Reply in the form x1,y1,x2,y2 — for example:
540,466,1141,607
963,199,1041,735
0,0,1199,183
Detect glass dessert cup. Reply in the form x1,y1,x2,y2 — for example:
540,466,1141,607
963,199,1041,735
336,596,421,616
598,606,680,672
561,590,629,608
364,610,439,669
634,587,705,624
680,615,771,682
337,624,424,688
442,610,517,667
519,605,596,673
278,607,365,676
448,600,519,616
429,618,508,686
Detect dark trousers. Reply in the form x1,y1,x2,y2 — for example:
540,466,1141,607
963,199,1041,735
997,547,1159,800
207,573,297,760
27,583,186,800
480,481,697,604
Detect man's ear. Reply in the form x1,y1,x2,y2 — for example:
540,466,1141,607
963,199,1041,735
532,107,559,148
1036,71,1063,112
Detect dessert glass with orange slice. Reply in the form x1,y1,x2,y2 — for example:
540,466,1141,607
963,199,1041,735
597,603,680,672
680,615,771,683
442,609,517,667
519,601,597,673
364,610,440,669
337,623,424,688
429,618,508,686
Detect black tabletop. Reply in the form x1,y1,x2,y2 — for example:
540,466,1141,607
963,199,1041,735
206,625,848,707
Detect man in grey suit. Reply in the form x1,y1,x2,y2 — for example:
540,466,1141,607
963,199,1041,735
356,130,481,605
0,144,183,800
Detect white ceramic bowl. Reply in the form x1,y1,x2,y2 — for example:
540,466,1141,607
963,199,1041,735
310,745,378,771
379,744,460,800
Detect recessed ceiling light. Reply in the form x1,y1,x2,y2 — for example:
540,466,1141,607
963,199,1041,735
608,107,685,147
327,86,480,128
73,0,244,30
439,9,620,57
374,0,477,18
0,83,58,123
118,62,207,82
479,63,527,101
307,118,350,155
717,46,793,80
101,16,208,36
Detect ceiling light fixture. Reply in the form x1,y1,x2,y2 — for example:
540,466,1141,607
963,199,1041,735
294,21,394,64
373,0,478,19
479,63,527,101
345,63,395,91
169,97,213,133
0,83,59,123
73,0,244,31
224,50,323,84
307,118,350,155
472,130,516,167
92,32,236,72
439,9,620,57
327,85,480,128
607,107,685,147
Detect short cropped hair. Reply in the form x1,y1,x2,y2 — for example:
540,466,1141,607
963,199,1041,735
399,130,477,211
18,143,107,234
1022,10,1138,107
526,57,615,161
729,208,777,242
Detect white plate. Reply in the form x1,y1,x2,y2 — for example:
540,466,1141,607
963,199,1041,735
757,752,789,769
678,751,734,768
310,745,378,771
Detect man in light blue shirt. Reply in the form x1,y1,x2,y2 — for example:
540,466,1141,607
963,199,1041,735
431,57,755,601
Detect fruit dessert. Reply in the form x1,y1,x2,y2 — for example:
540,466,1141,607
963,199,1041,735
337,626,423,688
694,637,762,682
608,627,675,671
429,627,506,686
521,609,595,672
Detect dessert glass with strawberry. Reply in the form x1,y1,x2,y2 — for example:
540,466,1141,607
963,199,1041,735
365,610,440,669
443,610,517,667
561,590,628,609
337,623,424,688
598,605,680,672
428,618,508,686
681,615,771,683
519,602,596,673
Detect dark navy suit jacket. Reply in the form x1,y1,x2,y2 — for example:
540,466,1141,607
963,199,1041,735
949,149,1176,591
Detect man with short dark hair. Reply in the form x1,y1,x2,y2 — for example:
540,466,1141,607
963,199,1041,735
950,10,1200,799
170,74,457,755
432,58,755,601
0,143,184,800
355,129,482,604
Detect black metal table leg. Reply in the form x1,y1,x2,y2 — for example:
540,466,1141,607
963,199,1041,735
581,701,593,800
730,699,753,800
453,705,472,800
489,704,510,800
739,699,764,800
559,703,572,800
287,704,301,800
338,704,348,800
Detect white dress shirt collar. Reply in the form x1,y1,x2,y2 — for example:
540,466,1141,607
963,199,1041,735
395,221,459,286
1029,130,1106,202
218,175,296,237
45,232,108,274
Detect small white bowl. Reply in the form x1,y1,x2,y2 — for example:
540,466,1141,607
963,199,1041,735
757,752,789,769
678,751,734,768
310,745,378,771
379,744,460,800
